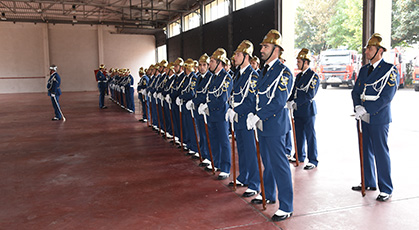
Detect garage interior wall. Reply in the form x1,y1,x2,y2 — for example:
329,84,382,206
0,22,156,94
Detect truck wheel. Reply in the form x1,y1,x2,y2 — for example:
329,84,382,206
415,86,419,92
322,84,327,89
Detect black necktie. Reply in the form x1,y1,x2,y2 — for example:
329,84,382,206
262,65,269,76
368,65,374,75
236,72,241,81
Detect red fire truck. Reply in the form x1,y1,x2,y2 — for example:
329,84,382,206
319,49,360,89
412,57,419,92
385,48,406,88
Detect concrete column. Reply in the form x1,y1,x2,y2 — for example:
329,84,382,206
98,25,104,66
280,0,297,68
43,23,50,92
374,0,392,60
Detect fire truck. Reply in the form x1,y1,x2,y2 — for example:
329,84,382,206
385,48,406,88
319,49,360,89
412,57,419,92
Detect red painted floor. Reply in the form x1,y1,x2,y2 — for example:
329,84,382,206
0,91,418,230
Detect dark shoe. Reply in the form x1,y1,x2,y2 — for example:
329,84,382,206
101,106,107,109
251,196,275,204
199,162,209,167
303,163,316,170
352,185,377,191
228,180,246,187
271,210,292,222
51,117,61,121
376,193,392,202
242,189,257,197
217,172,229,180
288,157,297,162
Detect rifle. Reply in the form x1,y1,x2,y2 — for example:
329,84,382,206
179,101,184,151
160,98,167,139
190,108,203,162
168,102,176,146
203,113,215,175
230,121,236,191
289,110,299,166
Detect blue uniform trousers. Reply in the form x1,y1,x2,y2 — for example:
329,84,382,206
151,98,158,127
208,120,231,173
362,122,393,194
195,112,210,160
183,107,198,152
259,134,293,213
285,130,292,155
158,101,165,130
140,96,148,120
98,83,106,108
235,128,260,192
172,104,181,139
295,115,318,166
163,102,172,136
127,87,135,112
50,95,62,119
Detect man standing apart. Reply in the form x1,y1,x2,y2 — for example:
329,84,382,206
97,64,107,109
246,30,293,221
47,64,62,121
287,48,320,170
351,33,399,202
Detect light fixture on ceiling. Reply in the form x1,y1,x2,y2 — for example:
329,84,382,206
145,10,150,17
37,3,42,13
71,5,76,14
135,18,140,25
158,0,164,5
72,15,77,23
1,12,6,21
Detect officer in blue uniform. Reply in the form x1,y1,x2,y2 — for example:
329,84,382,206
351,33,399,202
287,48,320,170
246,30,293,221
125,69,135,113
170,58,187,149
198,48,233,180
47,64,62,121
226,40,260,197
191,54,213,165
138,67,149,122
97,64,108,109
250,56,261,76
162,63,177,138
180,58,199,155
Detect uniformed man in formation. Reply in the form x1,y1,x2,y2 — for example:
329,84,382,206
96,64,108,109
351,33,399,202
287,48,320,170
137,67,149,122
107,68,135,113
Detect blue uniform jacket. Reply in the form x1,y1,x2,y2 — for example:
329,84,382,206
170,72,186,100
179,72,197,102
253,59,293,136
207,68,233,122
288,68,319,117
351,60,399,125
232,65,258,130
47,72,61,96
137,75,149,96
192,71,213,107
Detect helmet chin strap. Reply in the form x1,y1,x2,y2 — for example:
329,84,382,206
238,54,246,70
210,60,221,74
369,46,380,61
264,45,277,65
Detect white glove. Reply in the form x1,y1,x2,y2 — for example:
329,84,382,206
165,95,171,104
158,93,163,100
51,93,56,97
186,100,194,111
153,92,157,99
225,108,237,123
246,113,260,130
147,92,151,98
176,97,182,106
287,101,296,110
355,105,367,120
198,103,208,115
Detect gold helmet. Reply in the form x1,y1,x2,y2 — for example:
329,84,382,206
139,67,145,74
211,48,228,64
159,60,168,68
261,29,284,52
194,60,199,68
251,56,260,64
112,68,118,73
49,64,57,71
199,53,210,64
122,68,127,74
184,58,195,72
149,64,155,70
174,57,184,66
99,64,105,69
167,62,175,71
364,33,387,51
235,40,254,57
225,58,231,66
296,48,311,61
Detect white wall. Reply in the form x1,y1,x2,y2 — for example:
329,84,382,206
0,22,156,94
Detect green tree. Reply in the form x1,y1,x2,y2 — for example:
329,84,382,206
295,0,338,54
391,0,419,47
